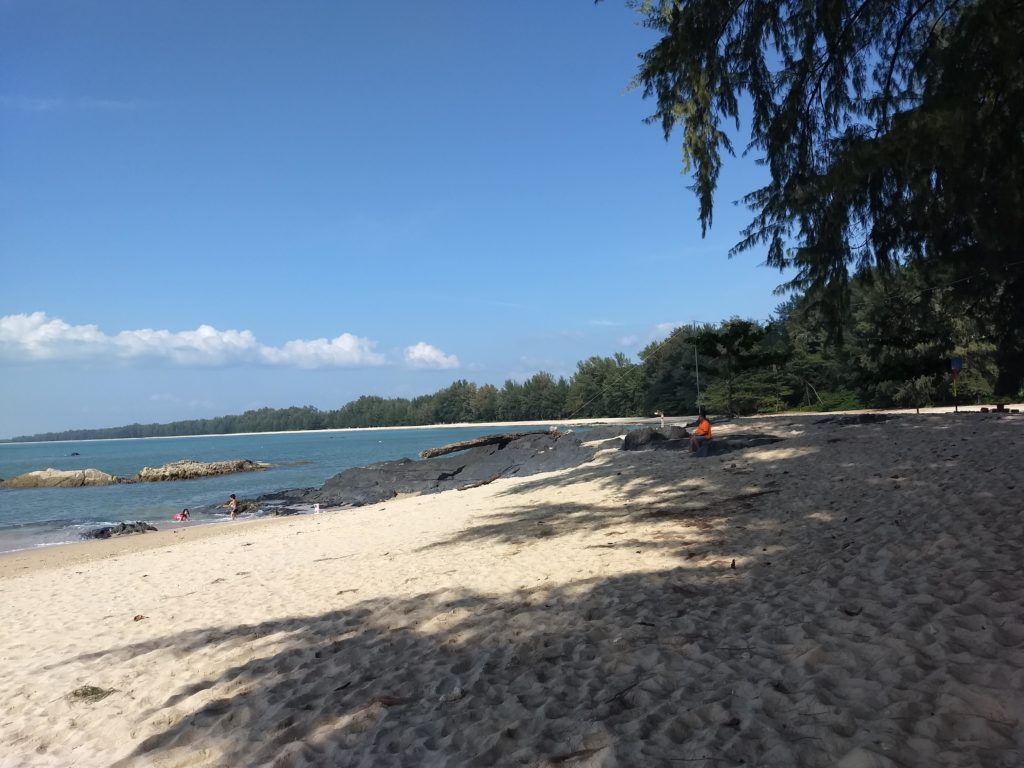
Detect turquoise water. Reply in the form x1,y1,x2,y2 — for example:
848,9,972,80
0,426,546,553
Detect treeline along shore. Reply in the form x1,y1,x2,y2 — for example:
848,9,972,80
8,261,1023,444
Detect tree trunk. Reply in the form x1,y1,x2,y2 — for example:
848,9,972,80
420,430,552,459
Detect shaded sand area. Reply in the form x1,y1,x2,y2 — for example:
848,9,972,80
1,414,1022,767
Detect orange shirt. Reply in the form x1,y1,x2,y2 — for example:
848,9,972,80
695,418,712,438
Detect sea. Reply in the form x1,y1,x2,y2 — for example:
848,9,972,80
0,425,550,554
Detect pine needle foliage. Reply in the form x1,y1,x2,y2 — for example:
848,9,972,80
625,0,1024,392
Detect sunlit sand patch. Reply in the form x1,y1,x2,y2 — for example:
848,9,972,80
808,511,837,523
747,445,819,461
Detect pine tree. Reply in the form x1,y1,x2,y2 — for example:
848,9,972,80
627,0,1024,394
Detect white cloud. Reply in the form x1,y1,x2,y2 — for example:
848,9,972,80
261,334,384,368
0,312,385,368
404,342,459,369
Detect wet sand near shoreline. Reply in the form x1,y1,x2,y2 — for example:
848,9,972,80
0,516,284,579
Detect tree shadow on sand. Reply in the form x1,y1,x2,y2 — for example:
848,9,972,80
49,416,1024,767
421,415,990,557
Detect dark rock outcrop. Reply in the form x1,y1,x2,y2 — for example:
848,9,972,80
420,431,549,458
234,500,260,516
266,432,597,508
83,521,158,539
621,427,783,456
659,425,691,441
576,426,631,441
622,427,690,451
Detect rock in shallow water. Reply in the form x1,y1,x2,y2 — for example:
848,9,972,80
0,468,121,488
83,521,158,539
1,459,270,488
133,459,269,482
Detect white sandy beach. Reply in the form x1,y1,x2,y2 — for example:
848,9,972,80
1,412,1022,767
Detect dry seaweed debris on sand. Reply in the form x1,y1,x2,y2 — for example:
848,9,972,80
67,685,118,703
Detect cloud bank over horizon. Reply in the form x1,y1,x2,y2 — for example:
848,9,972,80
0,312,461,370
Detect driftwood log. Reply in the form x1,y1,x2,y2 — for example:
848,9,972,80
419,430,552,459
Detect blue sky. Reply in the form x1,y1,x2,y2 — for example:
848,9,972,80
0,1,792,438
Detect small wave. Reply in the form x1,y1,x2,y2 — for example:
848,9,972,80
0,517,124,532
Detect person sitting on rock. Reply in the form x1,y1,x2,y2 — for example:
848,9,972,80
689,410,712,457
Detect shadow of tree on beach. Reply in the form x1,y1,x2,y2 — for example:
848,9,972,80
89,569,847,768
414,432,812,557
47,416,1024,768
422,414,993,556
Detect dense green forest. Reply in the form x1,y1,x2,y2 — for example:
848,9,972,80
9,263,1016,442
630,0,1024,394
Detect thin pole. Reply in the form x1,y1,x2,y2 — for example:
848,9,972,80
694,347,700,405
693,322,700,407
